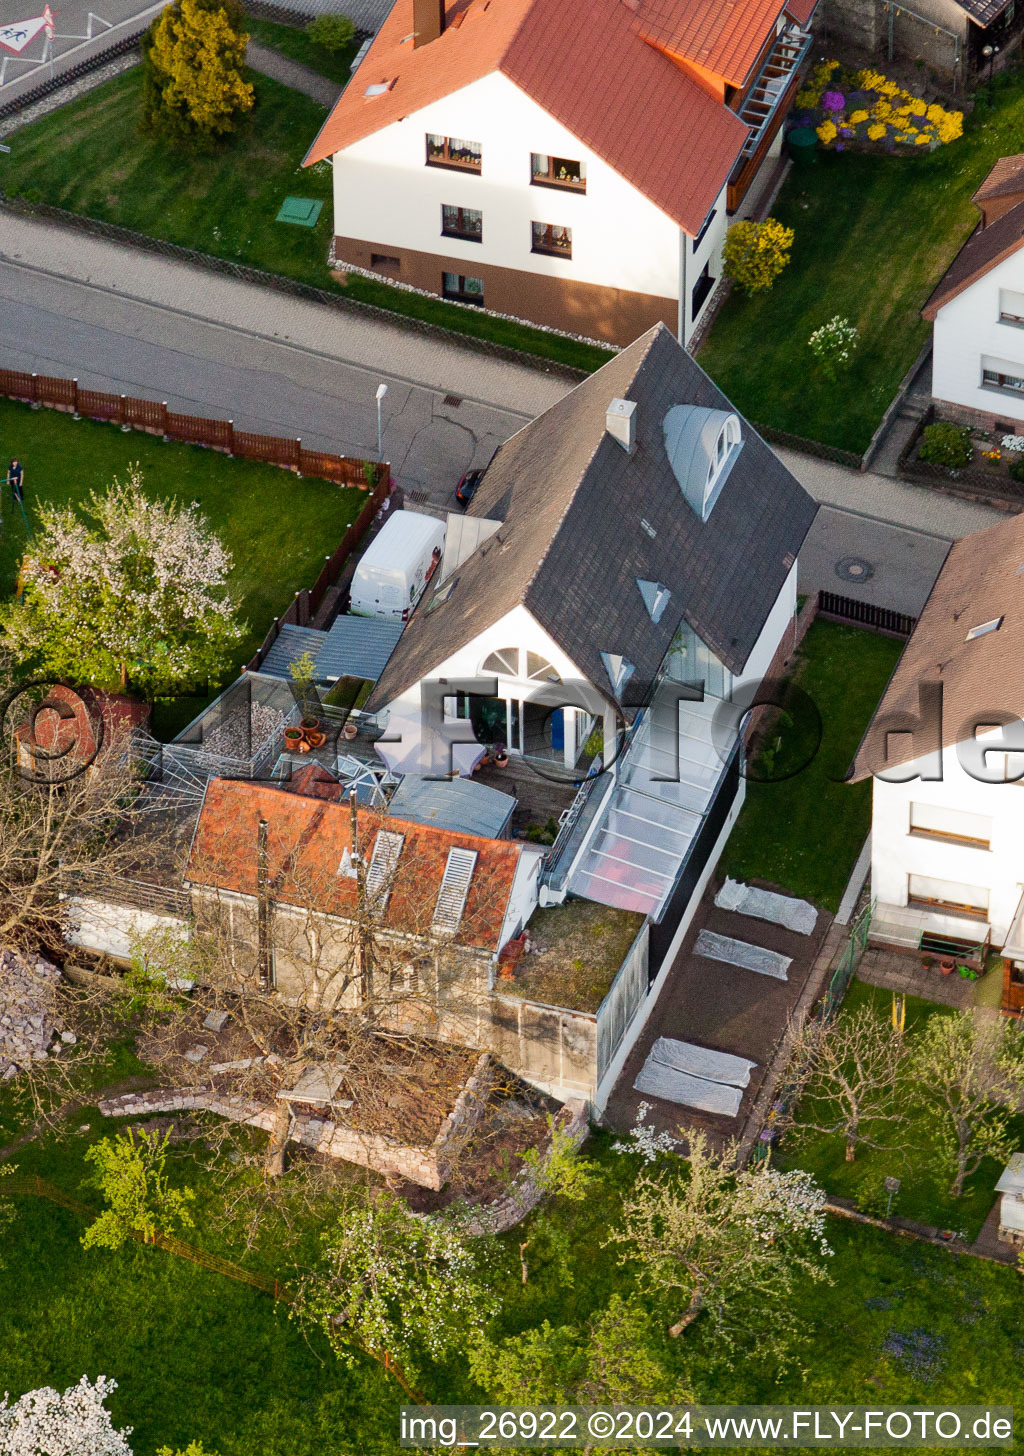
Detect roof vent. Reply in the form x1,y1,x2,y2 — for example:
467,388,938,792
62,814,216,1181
965,616,1003,641
432,847,478,934
606,398,637,455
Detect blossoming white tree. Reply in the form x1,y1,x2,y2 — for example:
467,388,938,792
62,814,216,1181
606,1132,831,1365
0,469,245,696
0,1375,133,1456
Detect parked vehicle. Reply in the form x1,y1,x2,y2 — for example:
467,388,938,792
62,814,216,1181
349,509,446,622
455,467,486,508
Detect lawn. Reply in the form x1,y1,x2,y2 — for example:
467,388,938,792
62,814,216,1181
1,68,612,374
722,618,904,911
4,1101,1022,1447
246,16,358,87
0,395,362,678
775,980,1024,1240
699,68,1024,454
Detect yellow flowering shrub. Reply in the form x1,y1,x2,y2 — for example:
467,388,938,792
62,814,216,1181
881,80,901,97
909,97,927,116
866,122,885,140
805,59,962,153
856,68,887,90
817,119,838,144
722,217,795,294
848,109,869,124
873,100,893,120
795,87,820,109
926,102,945,124
915,133,932,145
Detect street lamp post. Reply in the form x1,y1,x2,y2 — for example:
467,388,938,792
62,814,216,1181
982,43,999,95
375,382,388,463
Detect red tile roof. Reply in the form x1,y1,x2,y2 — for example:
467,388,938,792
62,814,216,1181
783,0,818,24
186,778,526,952
304,0,750,235
974,153,1024,206
636,0,786,89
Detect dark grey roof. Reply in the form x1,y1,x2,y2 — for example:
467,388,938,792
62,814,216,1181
366,324,816,714
259,617,403,684
954,0,1012,24
387,775,517,838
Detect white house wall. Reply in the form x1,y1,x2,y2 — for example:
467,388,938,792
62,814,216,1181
870,742,1024,943
933,251,1024,425
732,558,798,694
376,602,597,775
331,71,700,305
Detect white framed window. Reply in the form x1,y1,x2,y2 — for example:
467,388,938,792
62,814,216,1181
908,873,989,919
909,802,991,848
705,415,741,512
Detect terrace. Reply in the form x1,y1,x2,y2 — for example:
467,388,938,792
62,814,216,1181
727,23,814,209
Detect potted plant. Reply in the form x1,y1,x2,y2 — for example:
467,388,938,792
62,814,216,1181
493,742,509,769
284,727,303,750
940,958,955,975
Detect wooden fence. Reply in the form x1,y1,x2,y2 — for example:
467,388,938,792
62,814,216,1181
817,590,917,639
0,368,389,492
246,473,393,672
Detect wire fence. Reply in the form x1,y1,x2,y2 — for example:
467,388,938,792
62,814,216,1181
749,902,873,1166
3,1172,426,1401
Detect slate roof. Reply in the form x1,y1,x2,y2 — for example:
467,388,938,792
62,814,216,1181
365,323,816,716
848,511,1024,781
922,196,1024,319
186,778,525,952
303,0,749,236
259,617,403,683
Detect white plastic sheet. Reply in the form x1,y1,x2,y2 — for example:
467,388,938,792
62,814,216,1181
647,1036,756,1087
695,929,791,980
715,877,818,935
632,1037,756,1117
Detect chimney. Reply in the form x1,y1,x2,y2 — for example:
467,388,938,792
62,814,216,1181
413,0,445,47
606,397,637,455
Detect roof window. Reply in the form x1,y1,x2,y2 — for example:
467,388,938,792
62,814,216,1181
637,579,671,623
965,617,1003,641
365,829,405,910
432,847,478,933
364,80,394,98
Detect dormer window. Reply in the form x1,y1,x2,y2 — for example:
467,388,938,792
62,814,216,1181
663,405,743,521
706,414,741,509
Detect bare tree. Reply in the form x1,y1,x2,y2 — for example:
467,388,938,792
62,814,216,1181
912,1010,1024,1199
781,1004,909,1162
131,793,518,1202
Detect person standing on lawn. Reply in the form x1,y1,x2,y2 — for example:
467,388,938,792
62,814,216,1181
7,458,29,534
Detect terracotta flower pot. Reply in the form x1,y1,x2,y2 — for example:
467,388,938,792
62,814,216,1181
940,959,955,975
342,720,359,741
300,715,321,732
284,729,303,748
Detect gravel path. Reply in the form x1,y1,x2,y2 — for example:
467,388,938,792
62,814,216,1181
246,39,341,107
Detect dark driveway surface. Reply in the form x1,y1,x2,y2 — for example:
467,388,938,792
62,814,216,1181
604,876,832,1149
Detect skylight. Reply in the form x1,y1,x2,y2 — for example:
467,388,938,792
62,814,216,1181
364,80,392,97
432,847,478,934
965,617,1003,641
637,579,671,624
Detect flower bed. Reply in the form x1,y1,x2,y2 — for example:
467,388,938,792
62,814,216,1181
795,60,963,153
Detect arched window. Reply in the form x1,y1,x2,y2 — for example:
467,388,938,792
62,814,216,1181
704,414,741,510
481,648,561,683
481,647,520,677
525,652,561,684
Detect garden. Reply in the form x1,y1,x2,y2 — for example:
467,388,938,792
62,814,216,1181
699,64,1024,454
904,414,1024,495
2,1049,1023,1454
0,396,363,700
722,618,905,911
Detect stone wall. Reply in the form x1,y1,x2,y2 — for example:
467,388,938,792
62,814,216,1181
460,1098,590,1235
98,1052,495,1191
0,950,75,1079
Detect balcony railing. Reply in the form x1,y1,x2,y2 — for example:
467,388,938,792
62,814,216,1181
735,24,813,162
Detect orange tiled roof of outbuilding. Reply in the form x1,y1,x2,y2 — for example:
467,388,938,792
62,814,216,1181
186,777,527,953
303,0,755,235
637,0,789,90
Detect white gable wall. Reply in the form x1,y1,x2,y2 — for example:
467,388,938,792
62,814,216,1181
331,71,711,310
932,249,1024,425
375,602,599,775
871,741,1024,943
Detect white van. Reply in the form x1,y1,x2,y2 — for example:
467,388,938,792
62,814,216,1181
349,510,446,622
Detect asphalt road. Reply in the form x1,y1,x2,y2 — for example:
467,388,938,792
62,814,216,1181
0,258,528,511
0,239,1002,617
